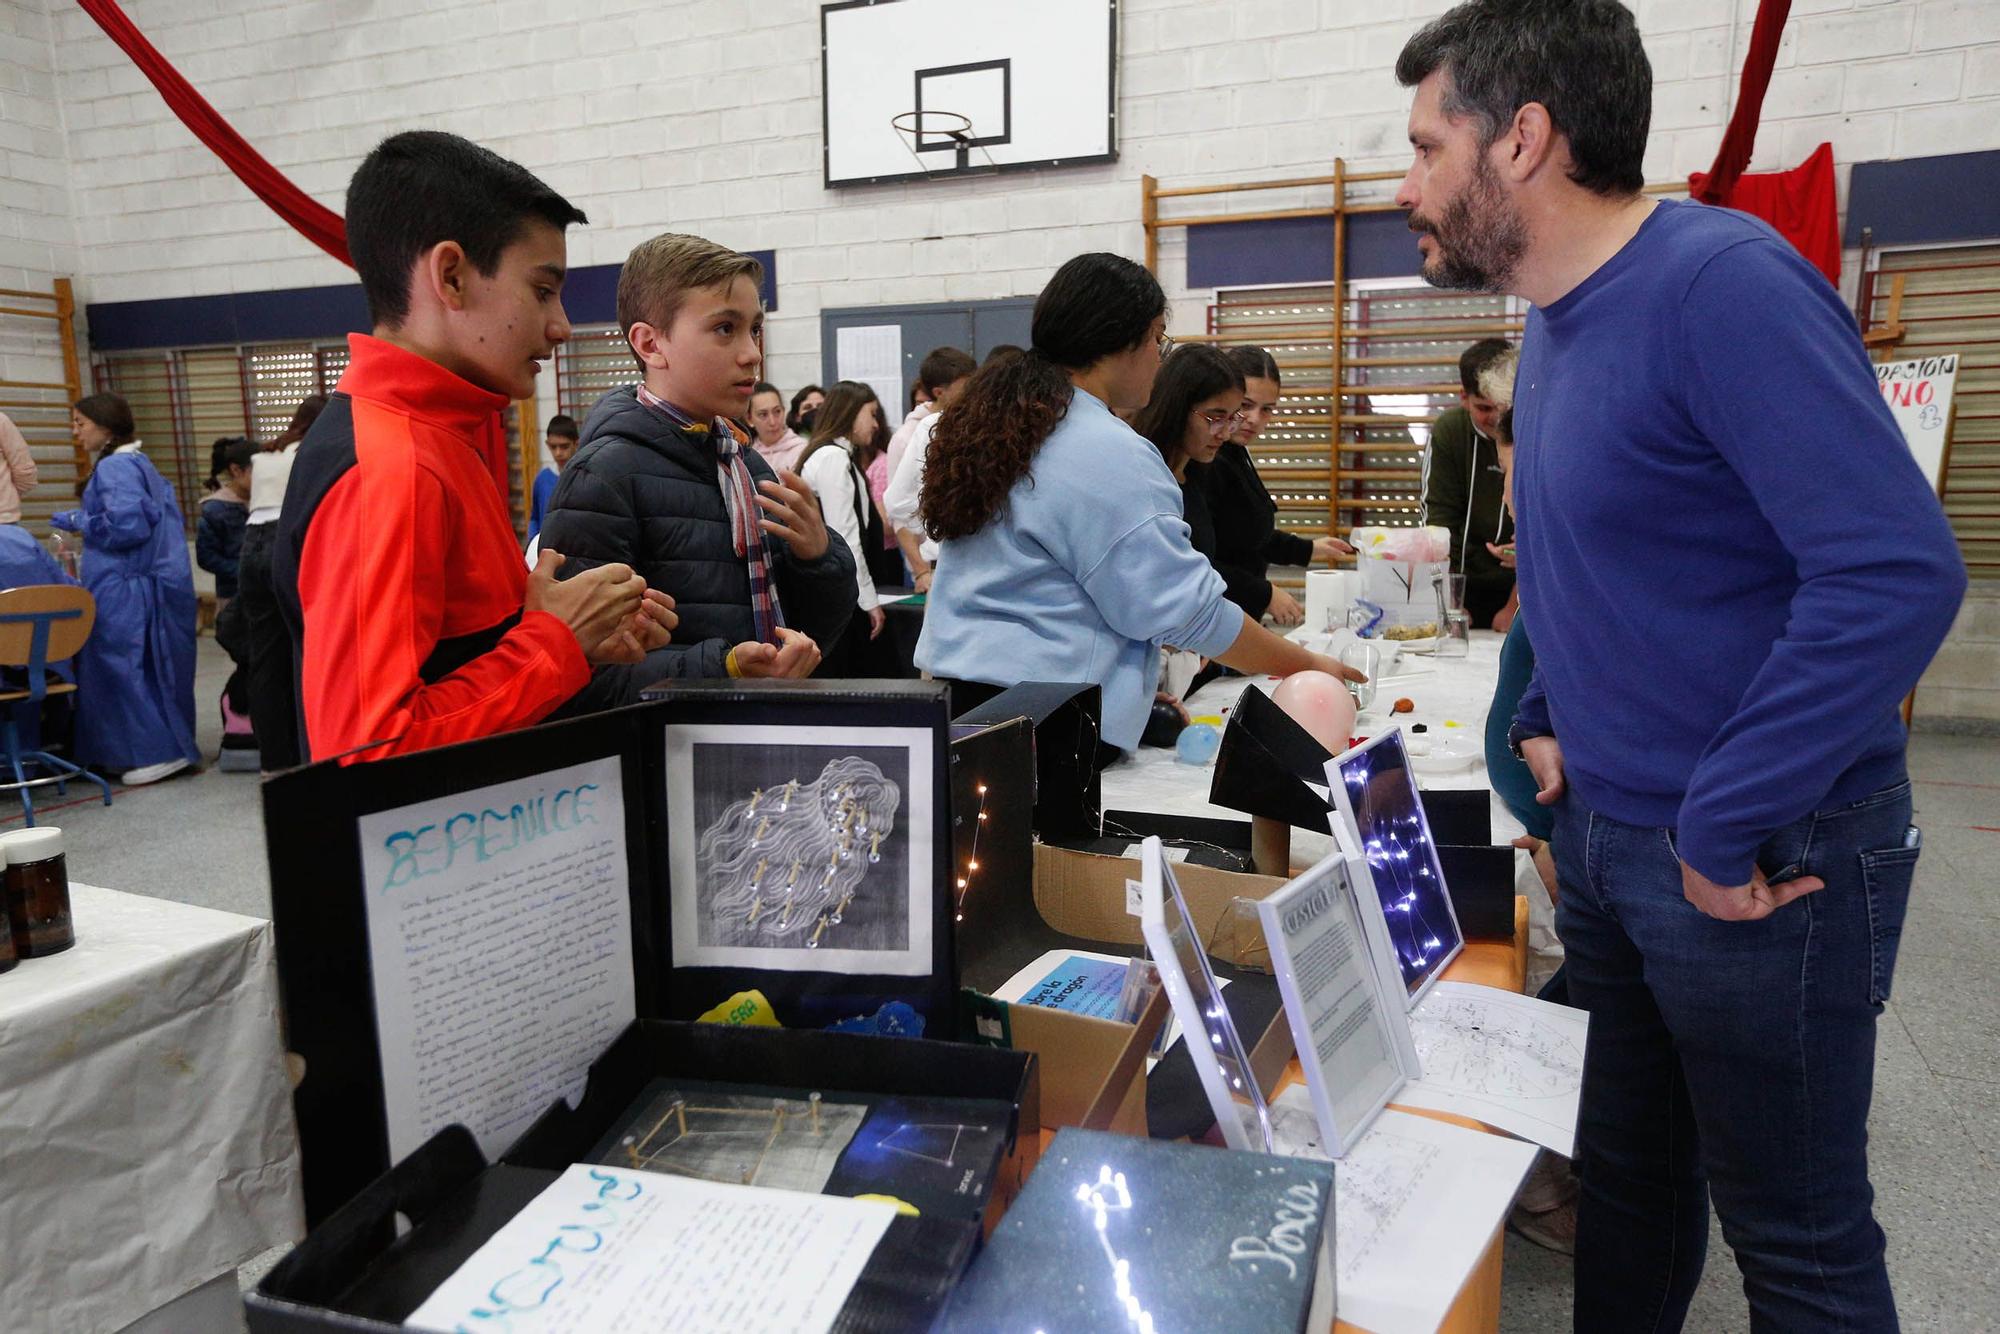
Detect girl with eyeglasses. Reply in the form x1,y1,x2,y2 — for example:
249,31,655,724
1132,344,1246,573
916,253,1362,754
1216,345,1355,627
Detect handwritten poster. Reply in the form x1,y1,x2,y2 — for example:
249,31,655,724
406,1164,892,1334
1875,353,1959,493
359,757,635,1161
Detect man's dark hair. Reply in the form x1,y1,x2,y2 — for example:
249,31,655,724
347,131,588,327
1396,0,1650,197
546,414,579,441
919,346,978,395
1459,338,1514,395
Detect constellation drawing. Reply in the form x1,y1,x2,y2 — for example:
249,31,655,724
1408,994,1583,1100
875,1122,996,1169
696,755,901,951
614,1090,865,1194
1333,1129,1443,1280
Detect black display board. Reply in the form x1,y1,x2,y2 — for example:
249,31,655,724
264,681,956,1226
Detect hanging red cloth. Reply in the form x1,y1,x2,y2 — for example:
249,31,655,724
1690,143,1842,287
75,0,350,267
1692,0,1793,205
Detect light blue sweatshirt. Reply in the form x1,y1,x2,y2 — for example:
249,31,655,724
915,387,1243,749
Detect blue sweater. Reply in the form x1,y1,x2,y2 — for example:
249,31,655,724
1514,200,1965,884
916,387,1243,749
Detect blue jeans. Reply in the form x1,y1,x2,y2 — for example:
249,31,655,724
1554,780,1919,1333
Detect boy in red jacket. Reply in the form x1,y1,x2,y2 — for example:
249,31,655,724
277,131,673,764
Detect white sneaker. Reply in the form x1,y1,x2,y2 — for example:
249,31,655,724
121,758,191,786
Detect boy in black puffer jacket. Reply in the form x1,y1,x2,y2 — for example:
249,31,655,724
542,234,856,705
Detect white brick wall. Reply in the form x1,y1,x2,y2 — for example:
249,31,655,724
4,0,1999,392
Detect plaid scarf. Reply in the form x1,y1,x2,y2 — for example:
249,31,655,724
635,384,785,644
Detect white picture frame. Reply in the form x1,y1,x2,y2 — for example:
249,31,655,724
1326,728,1465,1009
1139,837,1272,1154
1257,850,1422,1158
663,723,936,976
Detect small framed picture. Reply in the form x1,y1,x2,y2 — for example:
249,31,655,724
664,723,936,976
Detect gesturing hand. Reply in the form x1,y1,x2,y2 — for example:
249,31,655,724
526,550,644,661
1312,535,1355,564
756,469,830,560
1520,735,1566,806
590,588,677,664
1486,541,1518,570
1681,860,1824,922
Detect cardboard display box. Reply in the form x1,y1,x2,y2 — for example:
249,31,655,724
245,1021,1037,1334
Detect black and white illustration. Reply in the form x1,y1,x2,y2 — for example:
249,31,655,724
665,724,935,975
1395,980,1589,1157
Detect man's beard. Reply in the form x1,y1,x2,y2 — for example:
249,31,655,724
1409,156,1528,293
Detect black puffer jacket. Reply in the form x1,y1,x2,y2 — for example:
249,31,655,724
540,387,858,695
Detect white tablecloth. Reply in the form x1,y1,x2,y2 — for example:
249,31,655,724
0,884,304,1334
1101,632,1562,981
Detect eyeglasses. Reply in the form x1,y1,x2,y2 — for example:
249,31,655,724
1156,331,1176,357
1197,408,1247,430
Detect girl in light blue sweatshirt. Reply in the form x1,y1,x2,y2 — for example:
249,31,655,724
914,253,1359,752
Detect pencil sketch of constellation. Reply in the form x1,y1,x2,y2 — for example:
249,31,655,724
877,1122,993,1168
616,1090,864,1193
1335,1130,1443,1280
1409,996,1583,1099
698,755,900,950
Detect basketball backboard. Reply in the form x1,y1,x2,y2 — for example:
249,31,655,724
822,0,1118,188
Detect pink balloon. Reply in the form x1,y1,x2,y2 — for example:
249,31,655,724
1272,671,1358,755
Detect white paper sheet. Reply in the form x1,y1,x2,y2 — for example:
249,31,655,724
0,885,303,1332
835,323,905,420
406,1164,895,1334
1270,1095,1537,1334
1392,979,1588,1157
359,756,635,1161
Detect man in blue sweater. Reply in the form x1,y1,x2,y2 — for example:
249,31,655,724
1395,4,1966,1330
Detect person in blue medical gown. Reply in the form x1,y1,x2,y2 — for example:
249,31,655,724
53,394,199,786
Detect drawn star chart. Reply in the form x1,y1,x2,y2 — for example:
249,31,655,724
696,756,900,951
1395,981,1590,1156
877,1122,994,1169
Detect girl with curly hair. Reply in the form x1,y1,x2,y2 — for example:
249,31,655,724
915,253,1361,752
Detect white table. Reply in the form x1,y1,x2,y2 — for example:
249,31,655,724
0,885,304,1334
1102,631,1562,983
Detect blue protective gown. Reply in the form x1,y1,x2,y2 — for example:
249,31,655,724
54,449,199,771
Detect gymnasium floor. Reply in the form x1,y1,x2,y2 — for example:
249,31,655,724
36,637,1998,1332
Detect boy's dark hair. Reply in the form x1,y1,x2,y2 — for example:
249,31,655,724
546,414,580,441
347,131,587,327
206,435,256,490
1458,338,1514,396
919,346,978,396
1133,345,1246,475
1224,345,1282,385
983,344,1024,365
1395,0,1650,197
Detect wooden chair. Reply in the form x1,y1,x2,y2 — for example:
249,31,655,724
0,585,113,825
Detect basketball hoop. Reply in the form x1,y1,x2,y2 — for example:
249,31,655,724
891,110,976,171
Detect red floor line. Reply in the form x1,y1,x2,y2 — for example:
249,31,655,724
1970,825,2000,834
1911,778,2000,791
0,786,125,826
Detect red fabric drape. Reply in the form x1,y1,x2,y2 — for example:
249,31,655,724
75,0,350,267
1691,0,1793,205
1691,143,1842,287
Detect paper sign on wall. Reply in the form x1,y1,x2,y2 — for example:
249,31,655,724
1876,353,1959,494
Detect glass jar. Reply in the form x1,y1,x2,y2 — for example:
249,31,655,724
3,827,73,957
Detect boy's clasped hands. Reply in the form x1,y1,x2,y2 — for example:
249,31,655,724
526,549,678,665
